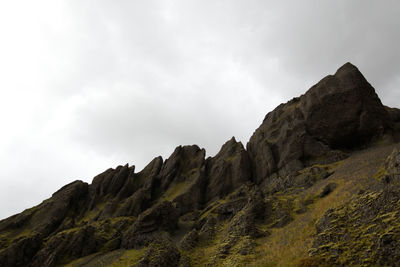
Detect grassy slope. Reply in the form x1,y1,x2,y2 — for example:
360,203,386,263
249,143,398,266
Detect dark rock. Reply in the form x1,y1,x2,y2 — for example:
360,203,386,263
247,63,390,184
386,106,400,123
304,63,389,148
0,181,89,266
157,145,205,194
205,137,252,201
92,164,130,195
31,225,106,267
25,180,88,236
133,200,179,234
171,166,207,215
319,183,337,198
116,156,162,201
374,230,400,266
246,135,277,184
0,233,42,267
121,201,179,248
88,165,131,210
385,106,400,141
214,197,248,219
114,157,163,217
151,145,207,215
115,188,152,217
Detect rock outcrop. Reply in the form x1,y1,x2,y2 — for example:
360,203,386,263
247,63,391,183
205,137,252,201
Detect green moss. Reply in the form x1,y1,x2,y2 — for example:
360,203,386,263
182,222,228,266
56,227,81,236
76,201,107,225
0,226,41,250
162,181,190,201
224,154,238,163
374,165,388,181
309,188,400,265
109,216,136,226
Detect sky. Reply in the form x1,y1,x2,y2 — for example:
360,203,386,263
0,0,399,219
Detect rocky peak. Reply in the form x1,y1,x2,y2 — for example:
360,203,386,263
205,136,252,201
160,145,205,178
247,62,391,183
303,62,389,148
137,156,163,179
157,145,205,192
334,62,368,83
215,136,244,157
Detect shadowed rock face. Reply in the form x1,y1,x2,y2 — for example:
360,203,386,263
156,145,205,194
205,137,252,202
1,63,400,267
247,62,391,183
304,63,389,148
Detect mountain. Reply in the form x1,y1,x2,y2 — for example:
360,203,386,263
1,63,400,266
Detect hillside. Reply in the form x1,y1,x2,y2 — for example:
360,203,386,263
1,63,400,266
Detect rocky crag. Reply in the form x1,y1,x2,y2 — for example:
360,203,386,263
1,63,400,266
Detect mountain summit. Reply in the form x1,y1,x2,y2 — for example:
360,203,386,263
1,63,400,266
248,62,392,184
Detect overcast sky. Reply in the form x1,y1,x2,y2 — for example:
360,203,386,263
0,1,399,219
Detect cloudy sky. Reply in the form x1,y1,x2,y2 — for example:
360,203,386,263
0,0,399,219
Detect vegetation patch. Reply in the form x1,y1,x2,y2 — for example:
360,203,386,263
309,189,400,265
162,181,191,201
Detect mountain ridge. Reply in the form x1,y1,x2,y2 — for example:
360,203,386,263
1,63,400,266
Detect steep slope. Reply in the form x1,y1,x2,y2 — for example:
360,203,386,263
0,63,399,267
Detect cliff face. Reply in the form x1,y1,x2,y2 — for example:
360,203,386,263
1,63,400,266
